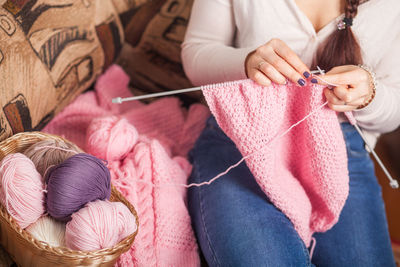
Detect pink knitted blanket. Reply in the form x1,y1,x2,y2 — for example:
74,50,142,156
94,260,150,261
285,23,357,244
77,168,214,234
109,135,200,266
44,64,349,259
202,79,349,247
44,65,209,266
44,65,210,158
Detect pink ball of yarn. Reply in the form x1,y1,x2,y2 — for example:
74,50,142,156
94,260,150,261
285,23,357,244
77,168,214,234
86,116,138,161
0,153,45,229
65,200,137,251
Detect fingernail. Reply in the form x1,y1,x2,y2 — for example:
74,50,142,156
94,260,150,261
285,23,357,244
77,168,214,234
298,79,306,86
303,72,311,78
311,78,318,84
262,80,271,86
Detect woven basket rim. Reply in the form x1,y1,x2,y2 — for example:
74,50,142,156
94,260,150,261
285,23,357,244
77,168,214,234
0,131,139,259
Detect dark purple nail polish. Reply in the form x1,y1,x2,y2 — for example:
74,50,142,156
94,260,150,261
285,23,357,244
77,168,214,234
303,72,311,78
298,79,306,86
311,78,318,84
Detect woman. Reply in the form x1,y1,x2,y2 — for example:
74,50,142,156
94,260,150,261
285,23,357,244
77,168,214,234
181,0,399,266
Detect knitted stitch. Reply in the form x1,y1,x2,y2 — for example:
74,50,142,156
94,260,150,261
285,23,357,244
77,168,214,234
202,79,349,247
43,65,207,266
112,138,200,266
44,64,210,157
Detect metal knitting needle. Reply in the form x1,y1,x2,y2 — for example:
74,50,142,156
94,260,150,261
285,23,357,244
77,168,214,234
112,87,202,103
353,124,399,189
112,70,324,103
112,69,399,188
317,67,399,189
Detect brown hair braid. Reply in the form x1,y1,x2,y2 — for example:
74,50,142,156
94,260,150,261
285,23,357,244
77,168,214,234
313,0,363,71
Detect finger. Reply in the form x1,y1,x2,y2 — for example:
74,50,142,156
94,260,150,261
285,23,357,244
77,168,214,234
248,68,271,86
320,69,368,86
258,62,287,84
346,97,367,107
324,88,365,107
270,39,311,79
327,102,357,112
325,65,357,76
262,51,306,86
332,86,368,104
324,88,345,106
325,86,370,113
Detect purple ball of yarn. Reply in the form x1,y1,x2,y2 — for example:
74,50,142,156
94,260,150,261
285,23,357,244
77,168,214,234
46,153,111,222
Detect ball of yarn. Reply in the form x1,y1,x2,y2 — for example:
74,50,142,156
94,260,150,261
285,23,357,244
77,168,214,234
24,139,80,178
26,216,66,247
46,153,111,222
0,153,45,229
86,116,138,161
65,200,137,251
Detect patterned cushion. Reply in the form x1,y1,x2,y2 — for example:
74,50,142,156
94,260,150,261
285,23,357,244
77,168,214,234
0,0,145,142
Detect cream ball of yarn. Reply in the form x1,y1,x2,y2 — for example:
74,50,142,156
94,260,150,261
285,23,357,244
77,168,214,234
26,216,66,247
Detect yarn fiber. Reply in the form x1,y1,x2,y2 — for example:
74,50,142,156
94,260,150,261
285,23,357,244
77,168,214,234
43,65,206,265
86,116,138,161
46,153,111,222
202,79,349,247
24,139,80,178
26,216,66,247
0,153,45,229
65,200,137,251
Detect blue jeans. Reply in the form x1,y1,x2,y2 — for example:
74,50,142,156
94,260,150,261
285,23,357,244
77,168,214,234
188,116,395,267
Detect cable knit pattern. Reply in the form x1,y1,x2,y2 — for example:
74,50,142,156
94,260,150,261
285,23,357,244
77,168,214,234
202,79,349,247
111,138,200,266
114,142,157,266
43,65,206,266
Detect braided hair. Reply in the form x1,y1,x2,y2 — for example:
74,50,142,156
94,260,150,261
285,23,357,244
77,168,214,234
313,0,363,71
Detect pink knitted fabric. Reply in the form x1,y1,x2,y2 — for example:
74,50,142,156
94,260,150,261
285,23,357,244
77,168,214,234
109,137,199,267
202,79,349,247
43,64,210,157
43,65,207,266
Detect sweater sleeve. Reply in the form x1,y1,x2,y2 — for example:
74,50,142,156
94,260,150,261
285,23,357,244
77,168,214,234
353,31,400,133
181,0,255,86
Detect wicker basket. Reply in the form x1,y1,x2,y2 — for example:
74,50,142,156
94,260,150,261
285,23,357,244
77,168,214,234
0,132,139,267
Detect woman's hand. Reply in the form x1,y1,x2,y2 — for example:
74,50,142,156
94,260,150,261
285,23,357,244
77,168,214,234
245,39,312,86
320,65,374,112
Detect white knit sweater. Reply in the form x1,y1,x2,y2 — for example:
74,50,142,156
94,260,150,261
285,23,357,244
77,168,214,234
181,0,400,146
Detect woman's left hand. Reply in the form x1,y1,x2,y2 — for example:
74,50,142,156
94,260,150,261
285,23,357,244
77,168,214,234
318,65,374,112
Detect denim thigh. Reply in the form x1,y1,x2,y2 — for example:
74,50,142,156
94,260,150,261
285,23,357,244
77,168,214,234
188,117,312,267
311,123,395,267
188,118,395,267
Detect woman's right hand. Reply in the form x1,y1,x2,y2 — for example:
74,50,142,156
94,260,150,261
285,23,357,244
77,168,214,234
245,39,313,87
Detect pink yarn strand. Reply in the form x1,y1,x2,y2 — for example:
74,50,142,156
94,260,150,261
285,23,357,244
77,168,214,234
309,237,317,260
42,165,55,181
131,101,329,188
312,74,358,126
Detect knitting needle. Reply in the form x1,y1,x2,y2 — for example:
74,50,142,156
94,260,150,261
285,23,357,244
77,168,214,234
353,124,399,189
112,70,324,103
316,68,399,189
111,69,399,188
112,87,202,103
